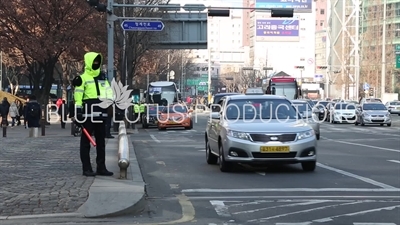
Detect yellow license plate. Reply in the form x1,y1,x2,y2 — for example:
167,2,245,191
260,146,290,153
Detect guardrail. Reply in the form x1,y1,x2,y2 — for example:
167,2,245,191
118,122,130,179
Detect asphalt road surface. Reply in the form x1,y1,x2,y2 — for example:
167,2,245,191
6,113,400,225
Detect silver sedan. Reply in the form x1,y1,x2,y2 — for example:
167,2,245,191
205,95,318,173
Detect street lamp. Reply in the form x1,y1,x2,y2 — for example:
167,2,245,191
380,0,387,99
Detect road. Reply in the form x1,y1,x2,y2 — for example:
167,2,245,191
5,113,400,225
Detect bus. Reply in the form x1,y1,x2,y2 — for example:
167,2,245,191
265,75,302,100
7,84,72,102
144,81,181,105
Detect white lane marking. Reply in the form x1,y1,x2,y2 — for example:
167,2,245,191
150,134,160,143
388,160,400,164
156,161,166,166
276,223,312,225
317,163,396,189
181,188,400,193
256,172,266,176
313,205,400,222
248,201,362,223
186,196,400,200
198,149,206,152
210,200,231,217
233,200,330,215
322,138,400,153
353,223,397,225
228,200,274,207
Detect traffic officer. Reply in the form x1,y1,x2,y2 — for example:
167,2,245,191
73,52,114,177
139,102,145,123
133,102,139,123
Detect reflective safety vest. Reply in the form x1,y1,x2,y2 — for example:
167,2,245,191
134,104,139,113
139,104,145,113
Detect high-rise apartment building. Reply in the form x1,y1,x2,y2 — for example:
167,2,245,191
315,0,328,31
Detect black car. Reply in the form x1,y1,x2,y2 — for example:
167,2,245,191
142,105,165,128
210,93,240,112
315,101,331,120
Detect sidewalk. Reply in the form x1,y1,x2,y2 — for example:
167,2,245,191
0,122,145,219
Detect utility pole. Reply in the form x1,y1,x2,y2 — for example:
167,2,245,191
167,53,170,81
207,45,212,103
0,51,2,91
181,51,184,94
380,0,387,99
107,0,114,84
123,0,128,86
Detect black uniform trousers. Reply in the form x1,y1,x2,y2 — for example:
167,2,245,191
80,119,107,172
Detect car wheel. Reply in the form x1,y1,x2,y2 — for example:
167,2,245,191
302,161,316,172
206,140,218,165
142,122,148,128
354,120,359,126
185,120,193,130
158,126,166,131
387,123,391,127
219,144,232,172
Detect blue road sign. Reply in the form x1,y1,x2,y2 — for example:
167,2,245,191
121,20,165,31
363,82,370,90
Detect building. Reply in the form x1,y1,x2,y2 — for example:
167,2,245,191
315,0,328,31
248,3,317,83
360,0,400,96
327,0,400,99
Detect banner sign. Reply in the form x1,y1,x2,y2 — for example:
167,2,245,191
255,19,300,42
255,0,312,13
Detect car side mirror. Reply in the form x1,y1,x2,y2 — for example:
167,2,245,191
211,112,220,120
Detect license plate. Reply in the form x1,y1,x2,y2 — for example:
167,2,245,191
260,146,290,153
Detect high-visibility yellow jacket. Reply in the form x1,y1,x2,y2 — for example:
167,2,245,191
139,104,145,113
74,52,113,116
134,104,139,113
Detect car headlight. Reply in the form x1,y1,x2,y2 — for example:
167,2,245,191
297,130,315,140
386,113,390,117
227,130,250,140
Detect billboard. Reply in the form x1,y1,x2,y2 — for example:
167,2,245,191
255,0,312,13
255,18,300,42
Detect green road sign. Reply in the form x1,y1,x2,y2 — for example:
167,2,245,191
396,44,400,51
396,55,400,69
186,78,209,91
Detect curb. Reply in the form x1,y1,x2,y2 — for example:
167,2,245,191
0,213,83,220
77,135,146,218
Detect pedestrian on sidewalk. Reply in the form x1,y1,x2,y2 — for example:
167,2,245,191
23,98,29,128
58,100,68,129
9,102,19,127
16,100,23,125
1,97,10,127
25,95,41,128
73,52,114,177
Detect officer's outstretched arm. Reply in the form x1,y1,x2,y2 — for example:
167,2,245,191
73,76,84,109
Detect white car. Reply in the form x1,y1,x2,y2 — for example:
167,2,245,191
330,103,357,124
385,101,400,115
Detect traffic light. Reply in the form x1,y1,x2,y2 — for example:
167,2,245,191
294,66,304,69
317,66,328,69
86,0,107,12
369,87,374,96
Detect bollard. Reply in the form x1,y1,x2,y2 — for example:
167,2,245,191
41,104,46,136
118,122,130,179
29,127,39,137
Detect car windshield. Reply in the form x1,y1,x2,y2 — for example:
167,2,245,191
293,103,312,112
363,104,386,110
225,99,299,120
335,104,355,110
162,105,187,113
389,102,400,105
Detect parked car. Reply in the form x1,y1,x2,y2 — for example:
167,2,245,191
385,101,400,115
329,103,357,124
292,100,320,140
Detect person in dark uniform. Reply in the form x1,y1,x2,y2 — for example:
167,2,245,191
73,52,114,177
58,100,68,129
